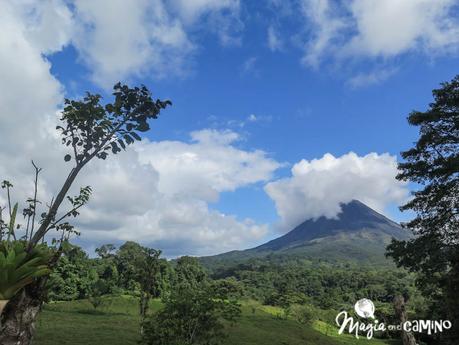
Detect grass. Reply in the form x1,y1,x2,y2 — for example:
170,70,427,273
35,296,144,345
34,296,400,345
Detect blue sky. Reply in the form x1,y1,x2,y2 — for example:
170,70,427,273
1,0,459,256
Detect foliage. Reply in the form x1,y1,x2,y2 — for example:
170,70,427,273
174,256,208,290
211,277,244,300
0,241,51,300
58,83,171,163
47,242,173,306
142,286,241,345
386,75,459,344
115,241,145,292
88,279,109,310
133,246,163,323
47,244,97,301
208,257,419,311
288,304,316,325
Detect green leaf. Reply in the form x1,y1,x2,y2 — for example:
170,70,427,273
136,122,149,132
131,132,141,141
124,134,134,144
118,139,126,150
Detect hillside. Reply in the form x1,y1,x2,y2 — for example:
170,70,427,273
34,296,400,345
201,200,411,267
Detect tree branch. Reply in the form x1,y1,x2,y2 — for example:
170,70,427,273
29,161,42,243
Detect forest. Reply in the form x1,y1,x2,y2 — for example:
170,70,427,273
43,240,425,344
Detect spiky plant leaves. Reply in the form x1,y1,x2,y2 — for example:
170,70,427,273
0,241,51,300
6,203,18,242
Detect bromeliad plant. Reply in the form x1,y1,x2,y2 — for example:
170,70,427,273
0,242,51,313
0,196,51,314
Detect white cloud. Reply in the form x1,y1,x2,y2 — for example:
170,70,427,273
14,0,74,54
301,0,459,68
135,129,281,202
248,114,258,122
0,0,70,194
71,129,278,256
241,56,258,74
72,0,194,88
267,25,283,51
264,152,409,231
301,0,347,68
345,0,459,57
6,0,242,89
197,1,243,46
169,0,240,25
69,0,243,87
347,67,398,88
0,1,277,256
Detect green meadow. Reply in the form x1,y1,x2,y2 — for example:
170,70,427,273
34,296,400,345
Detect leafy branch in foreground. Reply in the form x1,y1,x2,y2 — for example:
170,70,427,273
0,83,171,345
30,83,171,248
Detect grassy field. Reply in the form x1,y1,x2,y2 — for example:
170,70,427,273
34,296,400,345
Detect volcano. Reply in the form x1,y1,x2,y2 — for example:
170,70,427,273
201,200,412,266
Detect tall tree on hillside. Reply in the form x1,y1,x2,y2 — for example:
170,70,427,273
115,241,146,291
142,258,240,345
47,244,97,301
135,247,162,330
0,83,171,345
387,75,459,345
174,256,208,290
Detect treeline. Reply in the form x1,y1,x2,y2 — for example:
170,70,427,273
210,258,419,307
47,241,426,320
209,257,428,318
48,242,171,302
48,241,241,345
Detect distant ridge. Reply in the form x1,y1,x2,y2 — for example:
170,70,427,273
200,200,411,267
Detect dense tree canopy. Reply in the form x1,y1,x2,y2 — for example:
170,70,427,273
387,75,459,345
142,257,240,345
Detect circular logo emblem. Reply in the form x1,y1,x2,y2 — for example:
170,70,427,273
354,298,375,319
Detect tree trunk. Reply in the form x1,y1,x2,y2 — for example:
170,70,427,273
445,248,459,345
0,280,45,345
139,292,150,335
393,295,416,345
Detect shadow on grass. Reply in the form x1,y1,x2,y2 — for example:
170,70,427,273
75,309,108,316
74,309,133,316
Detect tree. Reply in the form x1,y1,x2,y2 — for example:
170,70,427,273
135,247,162,330
95,244,116,259
0,83,171,345
142,259,240,345
47,244,97,301
289,304,316,325
174,256,208,290
387,75,459,345
393,295,417,345
94,244,120,295
116,241,145,291
88,279,108,311
106,241,171,331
